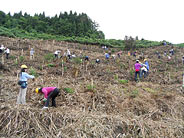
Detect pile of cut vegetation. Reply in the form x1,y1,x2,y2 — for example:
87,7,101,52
1,89,184,138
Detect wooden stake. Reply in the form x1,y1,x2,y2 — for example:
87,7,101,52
91,78,93,86
182,74,184,88
17,70,19,79
62,60,64,76
21,49,23,56
2,55,4,64
85,62,88,72
57,78,60,88
17,41,19,49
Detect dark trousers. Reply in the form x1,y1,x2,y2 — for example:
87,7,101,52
6,53,9,59
54,54,58,58
45,88,59,107
141,70,147,78
68,55,71,59
135,71,141,81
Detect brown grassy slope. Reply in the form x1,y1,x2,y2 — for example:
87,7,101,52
0,36,184,137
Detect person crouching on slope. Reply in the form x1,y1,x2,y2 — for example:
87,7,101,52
141,64,148,78
134,60,142,82
35,87,60,109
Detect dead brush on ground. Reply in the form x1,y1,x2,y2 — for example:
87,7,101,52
1,37,184,137
0,102,184,138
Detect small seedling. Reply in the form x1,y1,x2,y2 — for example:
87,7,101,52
44,53,55,62
64,88,74,94
114,74,118,80
47,63,55,67
87,84,95,91
130,90,139,98
19,56,24,62
29,67,38,77
119,79,128,84
72,57,82,64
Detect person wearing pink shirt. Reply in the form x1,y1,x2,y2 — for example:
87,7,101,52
134,60,142,82
36,87,60,109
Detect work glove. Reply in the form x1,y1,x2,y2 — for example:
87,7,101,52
42,106,48,110
42,98,47,102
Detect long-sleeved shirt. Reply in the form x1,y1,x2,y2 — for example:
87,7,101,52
105,53,110,59
19,72,34,82
134,63,142,71
145,61,149,70
42,87,56,99
5,48,10,54
141,66,148,72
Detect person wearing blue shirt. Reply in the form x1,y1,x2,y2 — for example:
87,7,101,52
105,53,110,59
17,65,35,104
144,59,149,75
85,56,89,61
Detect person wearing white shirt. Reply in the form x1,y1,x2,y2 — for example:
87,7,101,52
141,64,148,78
67,49,71,59
4,48,10,59
30,48,34,60
54,50,61,58
0,45,5,53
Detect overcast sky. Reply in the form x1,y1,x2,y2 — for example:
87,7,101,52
1,0,184,43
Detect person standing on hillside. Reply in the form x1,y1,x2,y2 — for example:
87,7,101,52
35,87,60,109
0,45,5,54
169,49,174,56
17,65,35,104
134,60,142,82
54,50,60,59
144,59,149,75
4,47,10,59
182,56,184,64
157,52,161,59
133,51,136,57
117,51,122,58
163,42,167,46
105,52,110,59
66,49,71,59
30,48,34,60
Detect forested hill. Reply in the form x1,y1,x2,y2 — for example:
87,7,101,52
0,10,104,39
0,10,168,48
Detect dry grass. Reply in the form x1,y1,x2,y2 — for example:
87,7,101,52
1,36,184,137
0,99,184,138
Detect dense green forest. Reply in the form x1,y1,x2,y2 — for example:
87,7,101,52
0,10,104,39
0,10,165,49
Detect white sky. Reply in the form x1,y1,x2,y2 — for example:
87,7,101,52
1,0,184,44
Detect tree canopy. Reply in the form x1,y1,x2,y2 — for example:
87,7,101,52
0,10,105,39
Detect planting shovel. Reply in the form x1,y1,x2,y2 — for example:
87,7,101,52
183,73,184,88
